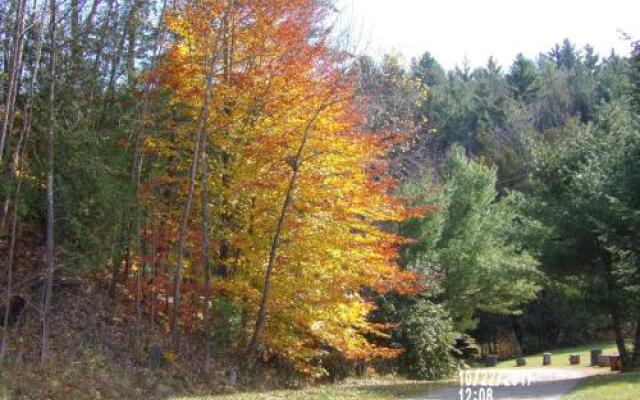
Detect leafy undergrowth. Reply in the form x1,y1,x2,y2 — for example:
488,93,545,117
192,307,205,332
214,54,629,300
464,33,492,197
168,378,453,400
495,341,623,369
562,371,640,400
0,348,216,400
0,357,451,400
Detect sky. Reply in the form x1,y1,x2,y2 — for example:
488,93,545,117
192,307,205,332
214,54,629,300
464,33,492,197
335,0,640,70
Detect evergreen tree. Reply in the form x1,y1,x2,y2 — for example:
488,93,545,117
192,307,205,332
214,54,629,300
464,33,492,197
524,101,640,368
549,38,579,70
507,53,538,102
412,51,446,88
630,40,640,112
400,146,540,330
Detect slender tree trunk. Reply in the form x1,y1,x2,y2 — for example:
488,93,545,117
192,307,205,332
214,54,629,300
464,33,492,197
0,183,19,368
125,0,143,83
108,227,126,301
109,0,167,303
0,3,8,86
200,119,212,371
170,121,202,350
69,0,80,84
2,0,19,81
89,0,115,105
41,0,56,363
1,3,45,233
170,62,216,349
105,0,141,97
80,0,101,51
130,0,167,182
633,319,640,364
0,6,42,363
122,245,131,279
93,0,116,72
132,84,146,349
170,6,228,350
247,105,326,361
149,220,157,327
214,0,235,281
0,0,27,166
135,260,143,339
135,207,143,349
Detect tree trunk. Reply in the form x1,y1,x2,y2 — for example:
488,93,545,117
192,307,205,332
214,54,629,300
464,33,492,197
109,0,167,303
106,0,142,96
125,0,143,83
0,0,27,166
105,9,128,95
41,0,57,363
604,264,629,369
170,59,209,351
69,0,80,84
135,210,143,349
0,181,19,368
80,0,101,53
149,220,157,327
611,309,629,368
170,4,227,351
1,3,45,233
0,4,43,365
633,319,640,364
201,122,212,371
130,0,167,185
122,245,131,280
89,0,115,104
170,117,201,351
108,226,127,301
0,3,9,85
247,105,326,361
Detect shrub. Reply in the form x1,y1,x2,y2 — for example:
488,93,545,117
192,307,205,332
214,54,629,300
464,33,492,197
397,300,458,380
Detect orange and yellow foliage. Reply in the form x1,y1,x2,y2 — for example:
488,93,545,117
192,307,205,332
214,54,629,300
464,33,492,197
139,0,420,373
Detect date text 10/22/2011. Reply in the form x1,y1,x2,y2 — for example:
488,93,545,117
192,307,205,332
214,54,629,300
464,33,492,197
459,369,533,387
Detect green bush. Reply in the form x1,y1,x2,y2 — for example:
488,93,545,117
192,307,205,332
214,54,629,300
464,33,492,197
397,300,458,380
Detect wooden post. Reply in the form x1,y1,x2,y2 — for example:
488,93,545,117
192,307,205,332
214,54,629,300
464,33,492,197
609,355,621,371
569,354,580,365
485,354,498,367
590,349,602,366
543,352,552,366
598,354,611,368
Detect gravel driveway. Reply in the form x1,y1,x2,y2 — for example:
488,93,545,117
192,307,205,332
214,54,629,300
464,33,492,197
411,368,597,400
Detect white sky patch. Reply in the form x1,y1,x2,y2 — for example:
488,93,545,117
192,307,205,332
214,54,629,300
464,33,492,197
335,0,640,69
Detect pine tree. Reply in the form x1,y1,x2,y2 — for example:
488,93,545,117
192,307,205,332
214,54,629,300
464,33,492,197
507,53,538,101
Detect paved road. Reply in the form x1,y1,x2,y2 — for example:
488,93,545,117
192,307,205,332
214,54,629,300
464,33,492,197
412,368,593,400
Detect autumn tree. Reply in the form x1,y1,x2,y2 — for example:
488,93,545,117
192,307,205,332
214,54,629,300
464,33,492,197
147,0,418,373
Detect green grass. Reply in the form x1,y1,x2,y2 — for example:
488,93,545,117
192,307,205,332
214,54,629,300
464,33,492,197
168,379,453,400
496,341,622,369
562,371,640,400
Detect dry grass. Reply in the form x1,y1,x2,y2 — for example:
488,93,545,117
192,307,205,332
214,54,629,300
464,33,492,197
168,378,453,400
